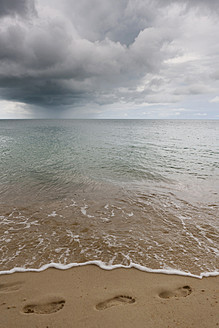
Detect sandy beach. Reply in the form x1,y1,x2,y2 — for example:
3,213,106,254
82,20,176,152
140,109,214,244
0,264,218,328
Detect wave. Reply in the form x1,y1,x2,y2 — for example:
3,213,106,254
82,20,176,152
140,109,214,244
0,261,218,279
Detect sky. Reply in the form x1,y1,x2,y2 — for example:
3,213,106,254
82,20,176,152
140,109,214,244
0,0,219,119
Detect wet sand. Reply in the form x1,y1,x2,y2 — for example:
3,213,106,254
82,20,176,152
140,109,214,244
0,265,218,328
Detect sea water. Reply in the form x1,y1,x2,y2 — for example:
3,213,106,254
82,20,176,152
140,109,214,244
0,119,218,277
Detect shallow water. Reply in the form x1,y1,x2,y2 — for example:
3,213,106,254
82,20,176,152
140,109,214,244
0,119,218,276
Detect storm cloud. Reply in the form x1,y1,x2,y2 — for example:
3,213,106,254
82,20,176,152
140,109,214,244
0,0,219,118
0,0,36,17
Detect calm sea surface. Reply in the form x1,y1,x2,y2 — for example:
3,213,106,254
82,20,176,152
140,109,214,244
0,120,218,276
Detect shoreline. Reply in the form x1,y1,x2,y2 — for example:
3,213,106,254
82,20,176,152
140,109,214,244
0,264,218,328
1,261,218,278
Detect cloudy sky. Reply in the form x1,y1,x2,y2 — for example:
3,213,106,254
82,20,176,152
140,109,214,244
0,0,219,118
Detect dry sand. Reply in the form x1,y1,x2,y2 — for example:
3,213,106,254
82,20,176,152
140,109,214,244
0,265,218,328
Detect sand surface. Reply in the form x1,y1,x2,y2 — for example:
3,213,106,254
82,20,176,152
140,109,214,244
0,265,218,328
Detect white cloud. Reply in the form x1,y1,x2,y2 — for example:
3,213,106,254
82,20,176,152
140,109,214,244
0,100,32,118
195,112,207,116
210,96,219,103
164,54,201,64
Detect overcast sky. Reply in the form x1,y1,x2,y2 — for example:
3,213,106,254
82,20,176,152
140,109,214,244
0,0,219,118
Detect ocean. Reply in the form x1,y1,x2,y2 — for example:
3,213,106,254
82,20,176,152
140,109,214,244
0,119,218,277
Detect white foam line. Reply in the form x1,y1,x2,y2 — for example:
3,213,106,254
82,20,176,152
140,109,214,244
0,261,218,278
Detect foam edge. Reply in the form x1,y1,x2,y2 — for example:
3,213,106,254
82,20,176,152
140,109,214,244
0,261,218,278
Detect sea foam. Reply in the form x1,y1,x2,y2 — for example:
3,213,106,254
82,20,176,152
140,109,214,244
0,261,218,279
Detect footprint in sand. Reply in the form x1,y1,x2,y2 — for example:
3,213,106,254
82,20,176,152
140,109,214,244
96,295,135,310
159,285,192,299
23,297,65,314
0,282,23,293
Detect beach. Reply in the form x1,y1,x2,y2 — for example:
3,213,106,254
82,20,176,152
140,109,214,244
0,120,218,327
0,264,218,328
0,0,219,322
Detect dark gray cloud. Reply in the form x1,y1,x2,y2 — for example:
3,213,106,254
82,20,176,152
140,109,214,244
0,0,36,17
0,0,219,118
0,1,173,106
